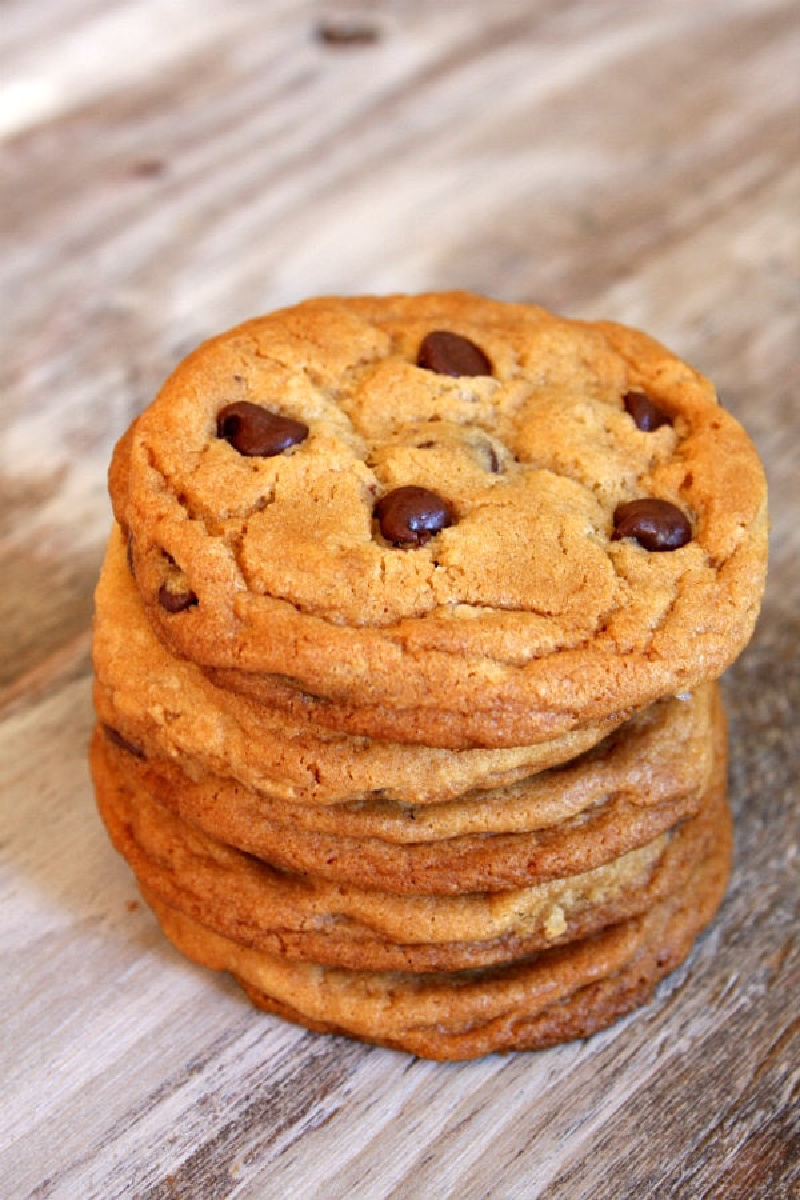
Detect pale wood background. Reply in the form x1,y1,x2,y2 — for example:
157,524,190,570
1,1,798,1197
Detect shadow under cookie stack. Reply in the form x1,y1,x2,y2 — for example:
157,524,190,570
91,292,768,1060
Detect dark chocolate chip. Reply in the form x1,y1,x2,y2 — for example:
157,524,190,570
216,401,309,457
102,724,145,759
375,486,453,547
623,390,672,432
612,499,692,551
158,583,198,612
417,331,493,377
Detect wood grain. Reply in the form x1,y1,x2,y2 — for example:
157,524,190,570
1,1,798,1196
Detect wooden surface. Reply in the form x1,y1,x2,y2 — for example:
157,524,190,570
1,1,798,1196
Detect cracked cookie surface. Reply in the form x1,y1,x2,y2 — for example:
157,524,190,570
111,291,767,744
93,526,624,802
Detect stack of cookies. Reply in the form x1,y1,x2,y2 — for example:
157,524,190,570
91,292,768,1059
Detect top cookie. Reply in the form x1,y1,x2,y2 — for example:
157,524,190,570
111,291,767,745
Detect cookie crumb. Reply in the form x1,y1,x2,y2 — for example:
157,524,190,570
544,906,567,940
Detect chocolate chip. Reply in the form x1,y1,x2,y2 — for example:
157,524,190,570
216,401,309,457
375,486,453,546
158,583,198,612
102,724,145,759
612,499,692,551
623,390,672,431
417,331,493,377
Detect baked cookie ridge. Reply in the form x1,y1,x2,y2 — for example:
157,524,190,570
142,799,731,1060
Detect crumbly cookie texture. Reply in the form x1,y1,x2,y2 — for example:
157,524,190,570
111,292,767,743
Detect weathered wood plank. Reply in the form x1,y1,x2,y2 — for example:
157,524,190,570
1,0,797,1195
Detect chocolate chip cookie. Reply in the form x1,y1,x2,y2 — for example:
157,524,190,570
110,292,768,747
91,289,765,1058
